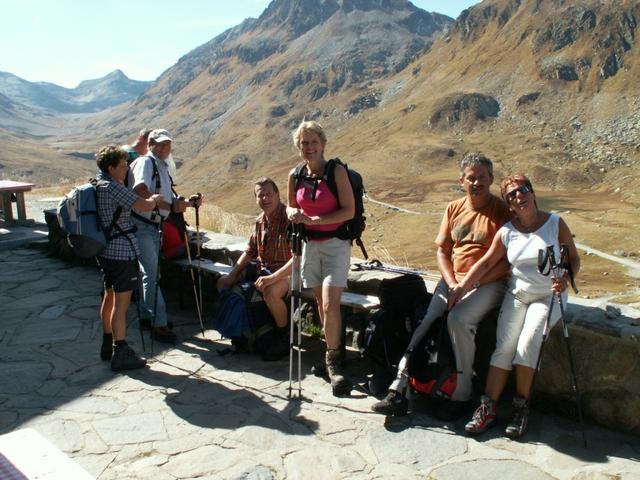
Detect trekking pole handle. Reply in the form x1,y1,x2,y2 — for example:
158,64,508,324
189,192,203,207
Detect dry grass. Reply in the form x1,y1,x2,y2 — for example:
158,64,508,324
183,204,253,238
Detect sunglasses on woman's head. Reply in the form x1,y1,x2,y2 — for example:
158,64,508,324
506,185,531,202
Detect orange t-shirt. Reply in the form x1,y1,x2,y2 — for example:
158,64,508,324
435,195,512,283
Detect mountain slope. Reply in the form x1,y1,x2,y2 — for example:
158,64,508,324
0,70,151,113
8,0,639,297
85,0,452,170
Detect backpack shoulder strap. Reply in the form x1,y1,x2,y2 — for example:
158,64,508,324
293,162,307,180
148,156,161,193
325,158,345,202
292,161,308,192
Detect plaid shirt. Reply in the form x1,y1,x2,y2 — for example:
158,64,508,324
95,172,140,260
245,202,291,272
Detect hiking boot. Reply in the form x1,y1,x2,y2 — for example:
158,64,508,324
505,396,529,439
326,349,351,397
111,343,146,372
140,318,174,331
311,362,326,377
371,390,408,416
152,326,177,344
100,335,113,361
262,330,289,362
435,399,471,421
465,395,497,435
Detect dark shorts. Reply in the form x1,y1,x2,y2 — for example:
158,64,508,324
96,257,139,293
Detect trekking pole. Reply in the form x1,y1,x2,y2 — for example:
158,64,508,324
184,230,204,336
533,245,587,447
135,263,146,352
151,214,165,353
556,293,587,448
194,197,203,322
352,259,433,278
288,223,304,399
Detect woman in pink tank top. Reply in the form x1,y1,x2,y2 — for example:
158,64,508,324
287,121,355,397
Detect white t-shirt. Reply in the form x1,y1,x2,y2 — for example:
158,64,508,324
129,153,174,221
500,213,560,295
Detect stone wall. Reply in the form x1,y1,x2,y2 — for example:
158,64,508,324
196,228,640,436
43,214,640,435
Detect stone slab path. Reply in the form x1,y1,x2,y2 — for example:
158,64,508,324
0,247,639,479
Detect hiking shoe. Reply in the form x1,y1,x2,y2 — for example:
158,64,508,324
140,318,174,330
435,399,471,421
152,326,178,344
100,335,113,361
262,331,289,362
311,362,326,377
465,395,497,435
505,396,529,439
111,344,146,372
371,390,409,416
326,349,351,397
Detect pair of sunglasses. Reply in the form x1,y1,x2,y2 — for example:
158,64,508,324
505,184,531,202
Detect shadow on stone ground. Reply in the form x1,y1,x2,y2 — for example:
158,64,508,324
2,247,640,479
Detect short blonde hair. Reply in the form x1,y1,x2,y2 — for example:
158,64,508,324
292,120,327,149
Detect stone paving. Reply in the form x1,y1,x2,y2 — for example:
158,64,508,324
1,246,639,479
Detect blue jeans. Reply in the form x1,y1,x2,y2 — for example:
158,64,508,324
133,219,167,327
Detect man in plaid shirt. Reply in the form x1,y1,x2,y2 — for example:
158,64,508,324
217,177,292,360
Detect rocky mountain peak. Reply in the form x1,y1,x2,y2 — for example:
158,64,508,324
255,0,439,38
257,0,338,38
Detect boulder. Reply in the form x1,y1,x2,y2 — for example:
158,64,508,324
347,91,381,115
516,92,541,106
429,93,500,129
230,154,249,170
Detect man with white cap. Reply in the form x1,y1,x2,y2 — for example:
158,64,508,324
128,128,202,344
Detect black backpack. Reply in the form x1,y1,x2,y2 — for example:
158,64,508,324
362,274,431,394
408,311,458,400
293,158,368,258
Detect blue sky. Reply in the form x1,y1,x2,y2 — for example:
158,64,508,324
0,0,479,88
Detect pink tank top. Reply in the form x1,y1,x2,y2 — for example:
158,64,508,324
296,178,344,234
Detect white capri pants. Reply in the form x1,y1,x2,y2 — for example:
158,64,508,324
491,285,567,370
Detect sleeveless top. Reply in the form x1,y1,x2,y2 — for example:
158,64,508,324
296,177,344,236
500,213,561,295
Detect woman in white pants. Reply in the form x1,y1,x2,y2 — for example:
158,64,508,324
448,173,580,439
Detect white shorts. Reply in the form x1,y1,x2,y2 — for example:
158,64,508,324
301,237,351,288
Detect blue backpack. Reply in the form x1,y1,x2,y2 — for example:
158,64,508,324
57,180,124,259
213,283,276,354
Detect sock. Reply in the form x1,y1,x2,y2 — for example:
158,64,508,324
114,340,127,348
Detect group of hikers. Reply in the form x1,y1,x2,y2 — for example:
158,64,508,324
93,120,580,440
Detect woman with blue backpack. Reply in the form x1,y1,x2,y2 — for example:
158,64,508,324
287,121,355,396
94,145,163,371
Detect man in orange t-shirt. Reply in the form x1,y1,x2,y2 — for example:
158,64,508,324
372,153,512,419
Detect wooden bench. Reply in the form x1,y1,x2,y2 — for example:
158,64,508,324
169,257,380,339
0,180,35,224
